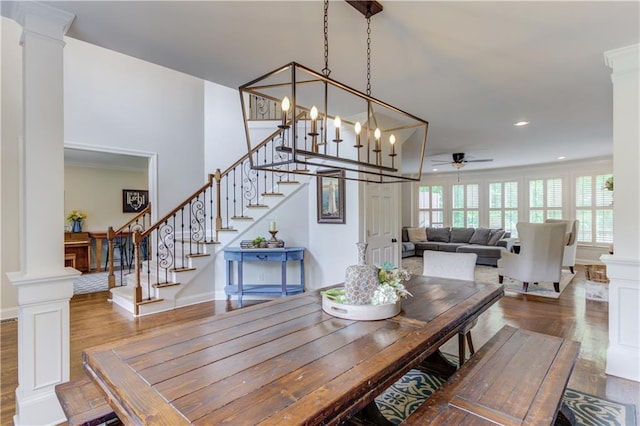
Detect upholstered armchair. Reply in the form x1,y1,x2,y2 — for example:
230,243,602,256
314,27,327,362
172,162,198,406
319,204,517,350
545,218,579,273
497,222,566,292
423,251,478,366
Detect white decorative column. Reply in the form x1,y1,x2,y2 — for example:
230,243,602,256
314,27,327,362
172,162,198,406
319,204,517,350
602,44,640,383
4,2,79,425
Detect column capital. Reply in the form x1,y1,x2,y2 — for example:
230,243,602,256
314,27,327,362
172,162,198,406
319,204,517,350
6,1,75,40
604,44,640,73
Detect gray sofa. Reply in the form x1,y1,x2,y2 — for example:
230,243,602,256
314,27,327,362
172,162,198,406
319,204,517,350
402,226,515,267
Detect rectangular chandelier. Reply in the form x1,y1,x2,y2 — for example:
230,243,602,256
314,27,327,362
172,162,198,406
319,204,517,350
239,62,428,183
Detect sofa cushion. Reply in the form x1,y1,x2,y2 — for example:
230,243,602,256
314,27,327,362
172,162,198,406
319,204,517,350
469,228,491,245
402,227,410,242
402,242,415,251
457,245,504,258
487,229,505,246
426,227,450,243
437,243,466,252
407,227,427,242
415,242,441,251
450,227,475,243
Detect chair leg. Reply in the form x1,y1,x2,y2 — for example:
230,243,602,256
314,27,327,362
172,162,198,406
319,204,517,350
466,332,475,356
554,282,560,292
458,333,466,367
523,282,529,292
570,266,574,274
498,275,504,284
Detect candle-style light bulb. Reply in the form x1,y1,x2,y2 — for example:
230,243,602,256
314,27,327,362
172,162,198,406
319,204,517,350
309,105,319,137
389,134,397,156
279,96,291,129
374,128,381,152
333,116,341,141
354,121,362,147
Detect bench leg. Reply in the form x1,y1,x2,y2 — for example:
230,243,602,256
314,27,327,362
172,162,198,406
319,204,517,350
555,402,576,425
417,350,457,380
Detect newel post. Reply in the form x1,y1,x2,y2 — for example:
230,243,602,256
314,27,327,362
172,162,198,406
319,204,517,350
107,226,116,289
133,230,143,316
214,168,222,242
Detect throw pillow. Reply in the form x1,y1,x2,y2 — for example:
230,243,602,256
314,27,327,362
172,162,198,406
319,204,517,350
487,229,505,246
450,227,476,243
407,227,427,242
426,227,450,243
469,228,491,245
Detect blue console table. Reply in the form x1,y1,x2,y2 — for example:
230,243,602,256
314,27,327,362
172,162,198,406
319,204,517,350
224,247,305,307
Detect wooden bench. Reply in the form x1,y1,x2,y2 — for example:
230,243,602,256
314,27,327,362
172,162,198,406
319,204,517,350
402,325,580,425
55,375,120,426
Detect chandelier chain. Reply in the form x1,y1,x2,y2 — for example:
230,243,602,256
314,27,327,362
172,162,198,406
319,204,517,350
322,0,331,77
366,15,372,96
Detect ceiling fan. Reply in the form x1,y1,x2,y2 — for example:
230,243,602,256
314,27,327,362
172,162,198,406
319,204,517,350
431,153,494,170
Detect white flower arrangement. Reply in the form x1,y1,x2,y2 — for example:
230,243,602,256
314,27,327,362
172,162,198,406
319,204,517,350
372,262,412,305
322,262,412,306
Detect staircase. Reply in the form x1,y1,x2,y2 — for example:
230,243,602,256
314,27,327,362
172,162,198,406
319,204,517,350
107,116,312,316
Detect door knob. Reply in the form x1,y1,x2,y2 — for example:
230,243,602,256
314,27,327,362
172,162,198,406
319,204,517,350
391,238,397,243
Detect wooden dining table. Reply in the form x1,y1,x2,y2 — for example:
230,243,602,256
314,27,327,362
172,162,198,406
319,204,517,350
83,275,504,425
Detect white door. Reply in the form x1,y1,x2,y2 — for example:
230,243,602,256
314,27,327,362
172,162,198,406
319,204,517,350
365,182,400,266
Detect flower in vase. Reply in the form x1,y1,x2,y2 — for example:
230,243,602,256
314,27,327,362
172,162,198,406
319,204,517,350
66,210,87,222
371,262,412,305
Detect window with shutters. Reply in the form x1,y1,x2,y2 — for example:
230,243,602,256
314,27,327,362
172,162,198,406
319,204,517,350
529,178,562,222
418,185,444,227
452,183,479,228
576,174,613,244
489,181,518,237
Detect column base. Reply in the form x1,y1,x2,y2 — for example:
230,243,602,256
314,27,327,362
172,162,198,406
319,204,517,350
14,387,65,426
601,255,640,383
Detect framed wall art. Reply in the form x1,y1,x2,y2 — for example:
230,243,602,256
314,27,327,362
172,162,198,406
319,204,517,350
122,189,149,213
317,169,345,224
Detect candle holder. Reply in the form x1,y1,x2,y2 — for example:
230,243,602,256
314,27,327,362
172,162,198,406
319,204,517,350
268,230,278,242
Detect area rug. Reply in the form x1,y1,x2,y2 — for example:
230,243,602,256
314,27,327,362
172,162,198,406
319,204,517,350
73,271,123,295
401,256,575,299
375,368,637,425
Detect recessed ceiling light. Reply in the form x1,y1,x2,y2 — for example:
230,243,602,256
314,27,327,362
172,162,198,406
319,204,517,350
432,168,438,172
514,121,530,127
557,156,566,160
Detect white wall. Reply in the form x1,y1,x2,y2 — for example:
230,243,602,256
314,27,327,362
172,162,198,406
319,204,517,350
64,165,148,232
1,17,24,319
204,82,247,176
1,18,206,318
307,178,361,289
63,36,205,216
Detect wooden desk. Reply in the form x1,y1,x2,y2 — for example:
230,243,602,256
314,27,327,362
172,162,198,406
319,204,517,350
64,232,90,273
83,276,503,425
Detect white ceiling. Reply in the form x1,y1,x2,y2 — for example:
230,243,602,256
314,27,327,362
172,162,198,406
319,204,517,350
12,1,640,172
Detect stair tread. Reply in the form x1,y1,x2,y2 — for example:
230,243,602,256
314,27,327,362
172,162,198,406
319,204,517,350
137,298,165,306
153,282,181,288
246,204,269,208
231,216,253,220
277,180,301,184
262,192,284,196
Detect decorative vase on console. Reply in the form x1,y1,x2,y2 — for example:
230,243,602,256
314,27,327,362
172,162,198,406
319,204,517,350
72,219,82,233
344,242,379,305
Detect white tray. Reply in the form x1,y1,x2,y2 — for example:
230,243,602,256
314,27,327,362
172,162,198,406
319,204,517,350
322,294,401,321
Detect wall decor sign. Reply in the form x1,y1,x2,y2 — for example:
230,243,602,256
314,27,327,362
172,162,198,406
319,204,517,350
123,189,148,213
317,169,345,224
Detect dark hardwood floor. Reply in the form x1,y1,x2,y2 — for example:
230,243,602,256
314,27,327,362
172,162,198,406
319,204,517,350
1,265,638,425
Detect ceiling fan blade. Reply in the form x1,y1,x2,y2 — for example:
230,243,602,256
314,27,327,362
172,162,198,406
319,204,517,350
465,159,493,163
